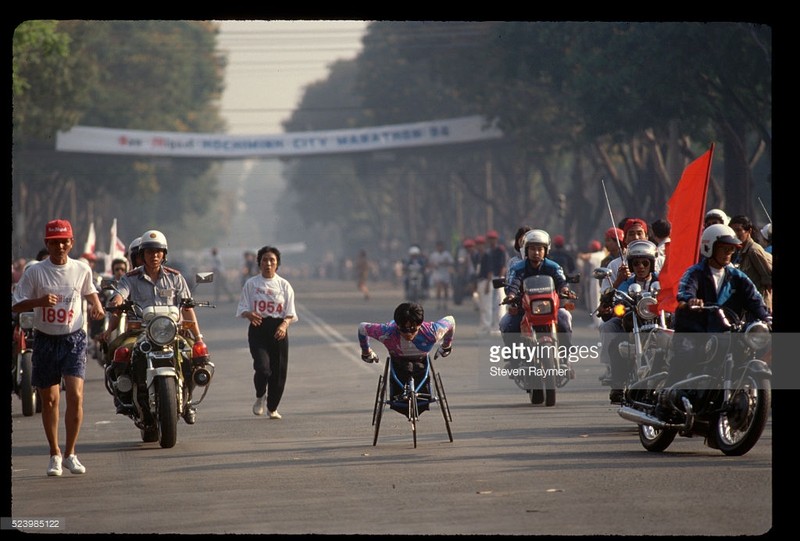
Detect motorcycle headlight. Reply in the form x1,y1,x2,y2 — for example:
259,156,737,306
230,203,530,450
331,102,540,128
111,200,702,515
636,296,659,320
743,321,771,350
19,312,35,330
147,315,178,346
530,299,553,315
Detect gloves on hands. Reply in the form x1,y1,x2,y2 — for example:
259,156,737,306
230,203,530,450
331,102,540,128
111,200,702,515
361,350,379,364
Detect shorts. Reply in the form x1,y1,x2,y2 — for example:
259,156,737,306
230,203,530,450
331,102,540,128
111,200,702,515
31,330,87,388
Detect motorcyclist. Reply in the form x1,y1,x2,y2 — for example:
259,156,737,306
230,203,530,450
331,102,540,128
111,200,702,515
656,224,770,420
500,229,574,349
597,240,660,402
403,245,428,301
104,230,205,423
127,236,143,269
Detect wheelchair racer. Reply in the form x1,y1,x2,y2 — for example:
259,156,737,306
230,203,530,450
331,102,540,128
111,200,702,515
358,302,454,398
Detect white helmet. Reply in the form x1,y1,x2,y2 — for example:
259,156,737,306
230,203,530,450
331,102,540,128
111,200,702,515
139,229,168,255
522,229,551,258
705,208,729,225
408,245,421,256
626,240,658,261
700,224,741,258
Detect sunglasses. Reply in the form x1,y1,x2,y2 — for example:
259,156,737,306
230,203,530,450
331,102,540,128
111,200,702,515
398,324,420,334
630,259,651,268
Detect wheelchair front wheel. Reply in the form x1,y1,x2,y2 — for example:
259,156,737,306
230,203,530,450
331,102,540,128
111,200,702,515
372,359,390,446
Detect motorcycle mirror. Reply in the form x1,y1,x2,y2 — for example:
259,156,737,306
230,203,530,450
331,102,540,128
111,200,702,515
195,272,215,284
593,268,612,280
650,281,661,294
492,277,506,289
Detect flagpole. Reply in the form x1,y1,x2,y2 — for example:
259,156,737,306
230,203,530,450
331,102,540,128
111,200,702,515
757,197,771,223
600,178,623,256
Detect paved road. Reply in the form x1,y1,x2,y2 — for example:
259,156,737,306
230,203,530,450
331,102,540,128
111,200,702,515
7,279,777,535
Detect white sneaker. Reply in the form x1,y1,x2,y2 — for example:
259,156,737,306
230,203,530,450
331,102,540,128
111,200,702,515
63,454,86,474
47,455,62,477
268,410,282,420
252,396,266,416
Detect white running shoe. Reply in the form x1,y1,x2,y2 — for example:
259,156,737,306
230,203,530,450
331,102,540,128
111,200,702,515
268,410,282,420
64,454,86,474
252,396,266,416
47,455,62,477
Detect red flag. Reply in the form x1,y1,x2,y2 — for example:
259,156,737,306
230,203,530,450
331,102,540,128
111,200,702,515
657,144,715,313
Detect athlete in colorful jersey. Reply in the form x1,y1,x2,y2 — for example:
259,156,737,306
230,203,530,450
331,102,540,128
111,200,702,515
358,302,454,366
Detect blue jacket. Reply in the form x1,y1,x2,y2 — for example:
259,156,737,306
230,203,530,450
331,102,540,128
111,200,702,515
674,259,769,332
506,257,567,298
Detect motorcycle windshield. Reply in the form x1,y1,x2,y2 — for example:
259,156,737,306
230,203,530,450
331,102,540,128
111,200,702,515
523,275,555,295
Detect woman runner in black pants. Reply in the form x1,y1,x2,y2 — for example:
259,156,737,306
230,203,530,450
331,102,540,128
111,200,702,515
236,246,297,419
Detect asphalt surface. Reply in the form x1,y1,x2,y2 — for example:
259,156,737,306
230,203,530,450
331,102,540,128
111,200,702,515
6,278,777,536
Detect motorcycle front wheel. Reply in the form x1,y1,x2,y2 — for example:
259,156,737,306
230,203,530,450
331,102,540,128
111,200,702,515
638,424,678,452
156,377,179,449
713,376,770,456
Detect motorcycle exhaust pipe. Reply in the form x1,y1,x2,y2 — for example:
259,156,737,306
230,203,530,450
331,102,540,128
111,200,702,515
192,362,215,387
617,405,670,429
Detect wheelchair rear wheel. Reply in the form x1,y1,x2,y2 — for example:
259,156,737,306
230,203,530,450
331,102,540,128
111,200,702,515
430,361,453,442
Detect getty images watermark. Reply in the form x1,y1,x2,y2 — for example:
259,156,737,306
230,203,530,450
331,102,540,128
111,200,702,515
480,337,600,389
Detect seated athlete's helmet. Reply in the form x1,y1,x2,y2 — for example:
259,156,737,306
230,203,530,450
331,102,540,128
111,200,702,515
626,240,658,263
522,229,551,258
139,230,168,255
700,224,741,258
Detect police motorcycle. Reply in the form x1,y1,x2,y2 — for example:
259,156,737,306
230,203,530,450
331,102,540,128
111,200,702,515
593,241,674,401
11,310,41,416
103,272,215,448
617,303,771,456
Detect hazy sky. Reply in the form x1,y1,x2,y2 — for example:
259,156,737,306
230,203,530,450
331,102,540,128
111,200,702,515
215,20,369,134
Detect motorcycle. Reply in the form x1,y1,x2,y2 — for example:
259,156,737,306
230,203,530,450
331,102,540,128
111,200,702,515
592,267,673,399
405,259,427,303
103,272,216,448
493,273,579,407
617,304,772,456
11,311,41,416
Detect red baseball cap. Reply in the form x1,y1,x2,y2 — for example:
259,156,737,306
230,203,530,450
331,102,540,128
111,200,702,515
45,219,73,240
623,218,648,236
553,234,565,247
475,235,486,244
605,227,624,241
486,230,499,239
589,240,602,252
463,238,475,248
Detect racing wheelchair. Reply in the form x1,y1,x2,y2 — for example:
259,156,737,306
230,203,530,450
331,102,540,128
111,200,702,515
371,348,453,448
